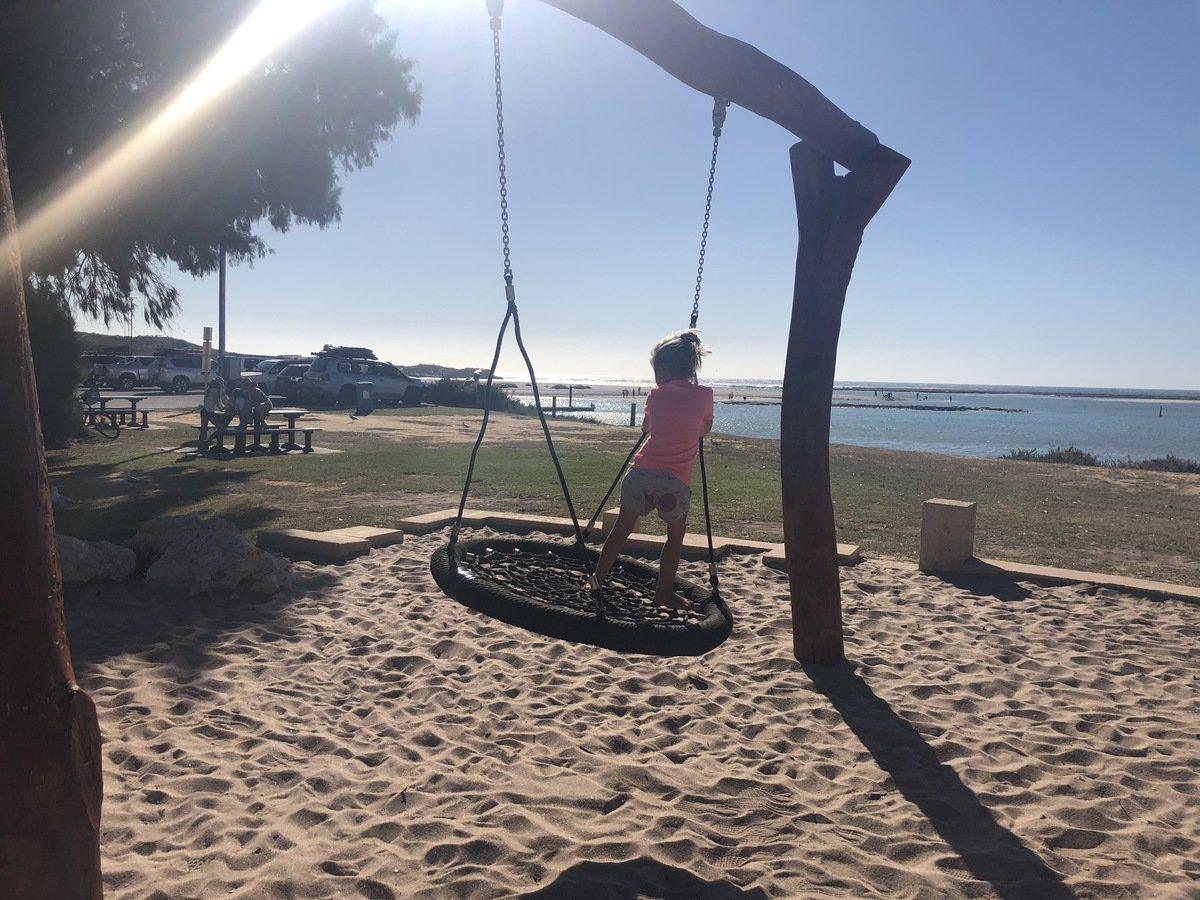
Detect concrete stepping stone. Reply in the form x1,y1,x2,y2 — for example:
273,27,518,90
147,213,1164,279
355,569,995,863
257,528,370,561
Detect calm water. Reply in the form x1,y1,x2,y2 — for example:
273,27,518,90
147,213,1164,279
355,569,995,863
517,380,1200,460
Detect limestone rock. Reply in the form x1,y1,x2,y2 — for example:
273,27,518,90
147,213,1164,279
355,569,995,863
127,514,287,596
57,534,137,585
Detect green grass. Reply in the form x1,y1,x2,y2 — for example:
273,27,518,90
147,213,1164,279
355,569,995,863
46,406,1200,586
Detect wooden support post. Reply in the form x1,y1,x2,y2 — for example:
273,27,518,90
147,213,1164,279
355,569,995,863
630,401,636,427
781,142,909,665
0,120,104,898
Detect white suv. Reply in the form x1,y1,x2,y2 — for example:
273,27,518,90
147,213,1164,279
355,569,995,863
245,357,311,388
302,350,424,406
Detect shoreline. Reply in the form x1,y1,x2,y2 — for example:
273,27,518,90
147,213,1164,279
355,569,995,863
504,377,1200,404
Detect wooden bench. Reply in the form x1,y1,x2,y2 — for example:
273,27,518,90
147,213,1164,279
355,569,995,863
192,424,320,454
84,407,148,429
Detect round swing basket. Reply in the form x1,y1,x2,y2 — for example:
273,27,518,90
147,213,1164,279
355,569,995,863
430,537,733,657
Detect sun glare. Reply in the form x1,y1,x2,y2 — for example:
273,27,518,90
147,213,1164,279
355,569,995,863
2,0,348,275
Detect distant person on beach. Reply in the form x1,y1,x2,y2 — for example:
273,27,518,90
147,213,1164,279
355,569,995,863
590,330,713,609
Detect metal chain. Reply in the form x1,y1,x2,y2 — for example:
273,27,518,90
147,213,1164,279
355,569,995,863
491,13,513,284
690,96,729,330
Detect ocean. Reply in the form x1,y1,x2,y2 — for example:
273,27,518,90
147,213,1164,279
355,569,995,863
513,379,1200,460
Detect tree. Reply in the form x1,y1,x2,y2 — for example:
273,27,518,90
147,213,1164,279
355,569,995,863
25,281,83,448
0,0,421,327
1,118,104,900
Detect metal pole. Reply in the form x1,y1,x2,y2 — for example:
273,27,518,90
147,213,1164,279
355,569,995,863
217,241,227,381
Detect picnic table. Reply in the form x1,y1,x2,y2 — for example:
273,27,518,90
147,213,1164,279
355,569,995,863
268,408,308,451
269,408,308,429
194,407,316,455
84,394,150,428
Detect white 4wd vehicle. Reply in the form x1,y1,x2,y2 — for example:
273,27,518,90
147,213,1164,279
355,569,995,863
302,350,424,406
245,357,311,388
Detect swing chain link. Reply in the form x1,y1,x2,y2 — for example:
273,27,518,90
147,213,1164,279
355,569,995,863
491,5,513,286
691,96,729,330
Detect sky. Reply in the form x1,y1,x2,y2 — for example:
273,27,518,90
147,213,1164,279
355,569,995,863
86,0,1199,388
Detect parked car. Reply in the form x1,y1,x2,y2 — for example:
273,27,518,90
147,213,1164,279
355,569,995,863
149,356,205,393
273,363,312,400
245,357,310,388
104,356,158,390
301,348,425,406
80,351,127,385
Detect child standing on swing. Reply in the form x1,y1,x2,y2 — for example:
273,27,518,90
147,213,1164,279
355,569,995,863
590,330,714,609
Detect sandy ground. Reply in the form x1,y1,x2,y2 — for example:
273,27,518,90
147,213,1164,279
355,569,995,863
67,531,1199,899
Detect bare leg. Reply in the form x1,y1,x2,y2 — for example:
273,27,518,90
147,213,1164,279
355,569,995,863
593,506,639,585
655,518,689,609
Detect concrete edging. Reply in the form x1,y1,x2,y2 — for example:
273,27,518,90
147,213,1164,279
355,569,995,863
952,556,1200,605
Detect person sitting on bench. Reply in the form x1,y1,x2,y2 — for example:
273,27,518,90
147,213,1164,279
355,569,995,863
247,380,272,430
200,377,233,450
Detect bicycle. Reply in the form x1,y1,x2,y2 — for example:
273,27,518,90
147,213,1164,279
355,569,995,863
80,387,121,440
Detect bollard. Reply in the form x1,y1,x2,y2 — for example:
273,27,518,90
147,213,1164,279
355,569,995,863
629,401,636,427
919,499,977,572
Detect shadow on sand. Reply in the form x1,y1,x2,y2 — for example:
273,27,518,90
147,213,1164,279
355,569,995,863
935,571,1035,602
520,857,769,899
805,664,1073,899
66,567,338,684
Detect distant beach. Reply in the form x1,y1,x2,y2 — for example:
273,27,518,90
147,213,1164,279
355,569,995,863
511,378,1200,461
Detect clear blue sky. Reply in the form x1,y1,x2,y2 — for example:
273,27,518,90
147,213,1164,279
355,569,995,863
94,0,1199,388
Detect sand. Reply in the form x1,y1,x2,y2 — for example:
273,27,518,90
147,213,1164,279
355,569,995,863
66,530,1199,898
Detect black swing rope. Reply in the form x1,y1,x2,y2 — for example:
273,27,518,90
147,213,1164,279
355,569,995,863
452,0,583,547
454,0,727,596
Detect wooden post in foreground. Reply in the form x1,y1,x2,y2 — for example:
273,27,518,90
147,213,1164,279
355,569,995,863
782,142,908,664
540,0,909,663
0,119,104,898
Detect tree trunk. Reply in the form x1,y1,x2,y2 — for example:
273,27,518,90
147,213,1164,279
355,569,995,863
782,142,909,664
0,119,104,899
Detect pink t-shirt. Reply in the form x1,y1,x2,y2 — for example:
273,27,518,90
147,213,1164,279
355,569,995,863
632,380,714,486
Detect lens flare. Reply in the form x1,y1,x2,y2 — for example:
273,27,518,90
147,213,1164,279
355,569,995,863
2,0,348,276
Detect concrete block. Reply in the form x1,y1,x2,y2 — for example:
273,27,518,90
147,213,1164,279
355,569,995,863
618,532,727,562
919,499,977,573
327,526,404,548
720,536,779,554
394,510,454,534
960,557,1200,604
258,529,370,561
601,507,621,535
395,508,488,535
762,542,863,572
480,512,579,536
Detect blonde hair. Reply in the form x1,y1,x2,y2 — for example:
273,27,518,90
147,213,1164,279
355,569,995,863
651,329,708,385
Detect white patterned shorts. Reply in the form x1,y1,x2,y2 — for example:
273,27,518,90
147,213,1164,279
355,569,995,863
620,467,692,524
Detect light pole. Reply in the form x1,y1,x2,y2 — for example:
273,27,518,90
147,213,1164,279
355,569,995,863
218,240,226,381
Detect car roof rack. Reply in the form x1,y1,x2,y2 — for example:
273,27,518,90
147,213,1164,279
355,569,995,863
316,345,377,360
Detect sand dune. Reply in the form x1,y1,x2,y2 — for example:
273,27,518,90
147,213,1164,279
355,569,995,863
65,530,1199,898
